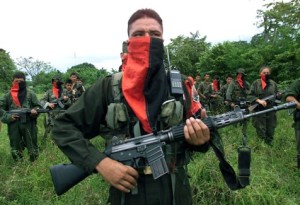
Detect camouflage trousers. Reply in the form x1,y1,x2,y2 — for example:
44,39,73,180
252,111,277,144
7,120,39,162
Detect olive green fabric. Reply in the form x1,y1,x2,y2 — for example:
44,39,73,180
52,75,210,204
40,89,71,126
107,168,192,205
284,79,300,155
249,79,278,144
0,89,41,161
52,77,113,173
198,81,211,106
226,80,250,104
206,85,224,115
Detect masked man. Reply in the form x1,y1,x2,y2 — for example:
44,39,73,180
0,71,41,161
206,75,224,115
40,75,71,138
52,8,211,205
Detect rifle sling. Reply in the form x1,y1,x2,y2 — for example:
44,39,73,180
210,131,250,190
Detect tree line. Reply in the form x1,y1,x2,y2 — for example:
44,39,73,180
1,0,299,93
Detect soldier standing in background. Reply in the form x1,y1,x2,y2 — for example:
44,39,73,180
220,74,233,111
0,71,41,162
284,79,300,168
40,76,71,138
70,72,85,103
207,75,224,115
194,74,201,92
64,79,74,107
248,66,279,145
198,73,211,112
226,68,250,110
226,68,250,134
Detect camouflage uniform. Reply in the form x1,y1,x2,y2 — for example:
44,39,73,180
283,79,300,168
40,89,71,138
206,83,224,115
220,83,231,112
0,89,41,161
248,78,278,144
226,80,250,108
198,81,211,112
226,70,250,133
71,82,85,103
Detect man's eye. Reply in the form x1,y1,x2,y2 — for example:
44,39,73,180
150,31,162,37
132,32,144,37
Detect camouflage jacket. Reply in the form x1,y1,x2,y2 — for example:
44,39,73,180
0,88,42,124
226,80,250,103
248,79,278,108
40,89,71,110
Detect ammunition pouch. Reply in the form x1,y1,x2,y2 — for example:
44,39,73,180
103,103,130,145
160,100,183,127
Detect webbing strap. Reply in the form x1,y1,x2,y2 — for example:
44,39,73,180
170,173,176,205
106,103,116,129
111,72,123,103
238,146,251,186
210,131,250,190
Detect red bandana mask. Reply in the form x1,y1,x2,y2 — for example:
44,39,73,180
237,73,244,88
122,37,168,133
260,74,267,90
11,82,21,107
213,79,219,92
52,82,59,98
185,77,202,117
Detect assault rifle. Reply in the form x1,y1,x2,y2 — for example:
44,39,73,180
8,108,65,123
50,101,296,196
50,97,65,109
248,92,283,112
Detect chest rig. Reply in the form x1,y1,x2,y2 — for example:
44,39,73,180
103,71,191,172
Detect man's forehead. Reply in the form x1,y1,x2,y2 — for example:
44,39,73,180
129,18,162,31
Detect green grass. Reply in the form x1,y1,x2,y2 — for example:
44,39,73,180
0,110,299,205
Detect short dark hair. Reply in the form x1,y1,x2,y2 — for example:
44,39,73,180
65,79,73,84
226,74,233,78
70,72,79,77
13,71,26,80
127,8,163,35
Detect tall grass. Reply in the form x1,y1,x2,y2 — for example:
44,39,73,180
0,110,299,205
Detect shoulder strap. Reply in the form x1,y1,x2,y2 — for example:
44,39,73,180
111,72,123,103
210,130,250,190
181,74,191,116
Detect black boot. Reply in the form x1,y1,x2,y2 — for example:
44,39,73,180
297,154,300,169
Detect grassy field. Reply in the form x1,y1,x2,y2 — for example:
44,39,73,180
0,109,299,205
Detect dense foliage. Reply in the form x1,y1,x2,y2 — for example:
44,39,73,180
0,49,16,92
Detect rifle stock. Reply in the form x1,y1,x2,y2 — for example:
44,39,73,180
50,164,90,196
49,101,296,196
